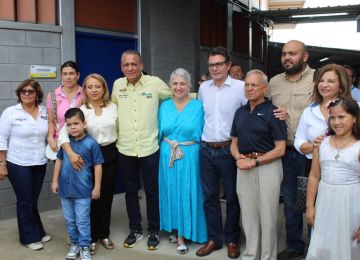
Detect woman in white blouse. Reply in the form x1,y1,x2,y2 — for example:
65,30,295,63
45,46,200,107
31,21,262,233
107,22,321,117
0,79,51,250
59,73,118,255
295,64,353,173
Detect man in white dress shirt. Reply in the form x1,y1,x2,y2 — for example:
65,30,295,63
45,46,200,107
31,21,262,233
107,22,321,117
196,46,247,259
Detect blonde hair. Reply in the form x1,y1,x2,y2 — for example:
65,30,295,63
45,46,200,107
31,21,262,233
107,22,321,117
82,73,110,108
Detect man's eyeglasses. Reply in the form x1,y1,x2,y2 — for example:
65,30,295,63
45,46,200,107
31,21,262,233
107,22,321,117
20,89,35,95
208,61,226,69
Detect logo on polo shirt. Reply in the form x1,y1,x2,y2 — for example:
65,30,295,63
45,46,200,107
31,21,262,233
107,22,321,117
142,92,153,99
257,113,264,116
118,88,128,98
15,118,27,122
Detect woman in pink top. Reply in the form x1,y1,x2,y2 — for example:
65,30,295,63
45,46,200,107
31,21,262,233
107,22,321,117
46,61,83,153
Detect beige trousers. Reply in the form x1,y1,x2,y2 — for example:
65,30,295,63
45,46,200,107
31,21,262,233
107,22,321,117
237,159,283,260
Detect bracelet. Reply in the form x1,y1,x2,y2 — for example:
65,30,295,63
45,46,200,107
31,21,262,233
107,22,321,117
255,159,260,167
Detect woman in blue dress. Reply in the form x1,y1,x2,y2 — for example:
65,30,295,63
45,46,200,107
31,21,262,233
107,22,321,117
158,68,207,254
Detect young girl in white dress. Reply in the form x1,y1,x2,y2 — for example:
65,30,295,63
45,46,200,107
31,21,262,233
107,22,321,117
306,97,360,260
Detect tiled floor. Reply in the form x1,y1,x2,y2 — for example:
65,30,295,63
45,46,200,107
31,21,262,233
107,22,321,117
0,192,308,259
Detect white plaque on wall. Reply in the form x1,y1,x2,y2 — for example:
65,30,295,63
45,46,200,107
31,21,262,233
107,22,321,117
30,65,57,78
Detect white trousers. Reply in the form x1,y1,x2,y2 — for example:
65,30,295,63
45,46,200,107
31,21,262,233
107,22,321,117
237,159,283,260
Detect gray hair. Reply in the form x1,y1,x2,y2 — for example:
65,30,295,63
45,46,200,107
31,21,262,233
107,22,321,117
169,68,191,88
121,49,142,63
245,69,268,85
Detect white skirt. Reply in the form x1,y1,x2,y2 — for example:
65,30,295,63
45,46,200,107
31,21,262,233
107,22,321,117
306,181,360,260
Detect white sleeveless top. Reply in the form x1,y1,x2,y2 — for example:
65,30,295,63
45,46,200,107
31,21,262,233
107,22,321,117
319,136,360,185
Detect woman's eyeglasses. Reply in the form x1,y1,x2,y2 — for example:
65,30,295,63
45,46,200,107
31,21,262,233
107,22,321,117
20,89,35,95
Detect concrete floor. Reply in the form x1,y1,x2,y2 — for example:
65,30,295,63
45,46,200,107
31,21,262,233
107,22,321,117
0,192,307,259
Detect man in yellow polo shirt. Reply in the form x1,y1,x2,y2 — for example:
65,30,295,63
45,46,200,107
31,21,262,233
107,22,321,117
111,49,171,250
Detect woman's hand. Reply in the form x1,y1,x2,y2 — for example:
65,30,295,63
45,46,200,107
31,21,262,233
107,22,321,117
0,165,8,181
236,158,255,170
68,151,84,171
352,227,360,244
51,181,58,194
305,205,316,226
47,136,58,152
312,134,325,148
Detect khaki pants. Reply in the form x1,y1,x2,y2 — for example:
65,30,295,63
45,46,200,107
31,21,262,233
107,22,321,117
237,159,283,260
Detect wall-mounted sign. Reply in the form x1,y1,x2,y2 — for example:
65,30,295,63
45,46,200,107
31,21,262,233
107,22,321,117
30,65,57,78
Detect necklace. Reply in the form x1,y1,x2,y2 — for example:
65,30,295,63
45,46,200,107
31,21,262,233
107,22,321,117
333,136,354,160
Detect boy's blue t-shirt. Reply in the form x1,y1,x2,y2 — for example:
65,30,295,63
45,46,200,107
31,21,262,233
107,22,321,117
57,134,104,198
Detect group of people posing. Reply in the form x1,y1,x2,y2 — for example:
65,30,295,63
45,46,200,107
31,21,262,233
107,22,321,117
0,40,359,260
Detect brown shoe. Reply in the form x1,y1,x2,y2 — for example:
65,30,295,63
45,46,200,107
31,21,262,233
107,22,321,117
101,238,115,250
196,240,222,257
89,242,97,255
227,243,240,259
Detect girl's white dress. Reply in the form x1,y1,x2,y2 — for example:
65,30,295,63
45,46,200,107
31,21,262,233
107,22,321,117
306,137,360,260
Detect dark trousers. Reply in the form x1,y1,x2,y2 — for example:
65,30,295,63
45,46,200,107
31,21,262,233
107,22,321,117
281,148,306,253
91,142,117,242
117,150,160,233
7,162,46,245
200,144,240,246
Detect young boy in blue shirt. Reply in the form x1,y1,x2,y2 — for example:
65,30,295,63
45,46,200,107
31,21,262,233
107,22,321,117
52,108,103,260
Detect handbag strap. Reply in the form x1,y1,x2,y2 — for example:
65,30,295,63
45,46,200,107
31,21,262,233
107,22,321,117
50,90,57,122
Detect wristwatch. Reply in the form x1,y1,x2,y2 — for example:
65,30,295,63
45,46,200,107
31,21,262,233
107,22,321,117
255,159,260,167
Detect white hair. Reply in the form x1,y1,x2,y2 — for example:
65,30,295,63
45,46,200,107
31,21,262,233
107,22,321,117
169,68,191,88
245,69,268,85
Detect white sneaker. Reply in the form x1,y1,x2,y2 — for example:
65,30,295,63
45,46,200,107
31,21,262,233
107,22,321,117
66,244,80,260
80,247,91,260
27,241,44,250
41,234,52,243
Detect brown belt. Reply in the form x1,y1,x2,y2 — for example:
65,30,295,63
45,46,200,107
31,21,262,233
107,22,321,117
202,141,231,148
242,152,266,159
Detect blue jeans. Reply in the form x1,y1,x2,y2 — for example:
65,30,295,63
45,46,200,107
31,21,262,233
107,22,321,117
7,162,46,245
61,197,91,247
281,149,306,253
200,143,240,246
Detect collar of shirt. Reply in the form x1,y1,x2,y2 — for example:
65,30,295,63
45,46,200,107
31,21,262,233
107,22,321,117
125,73,145,87
209,75,232,89
15,103,44,113
70,133,87,142
55,84,82,97
244,98,269,111
15,103,24,111
284,64,312,82
310,101,326,121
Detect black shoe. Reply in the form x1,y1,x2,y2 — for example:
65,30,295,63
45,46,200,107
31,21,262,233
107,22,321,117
277,249,304,260
220,194,227,203
124,230,143,248
147,232,159,250
279,194,284,204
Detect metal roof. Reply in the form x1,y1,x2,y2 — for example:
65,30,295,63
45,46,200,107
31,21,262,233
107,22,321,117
253,4,360,25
